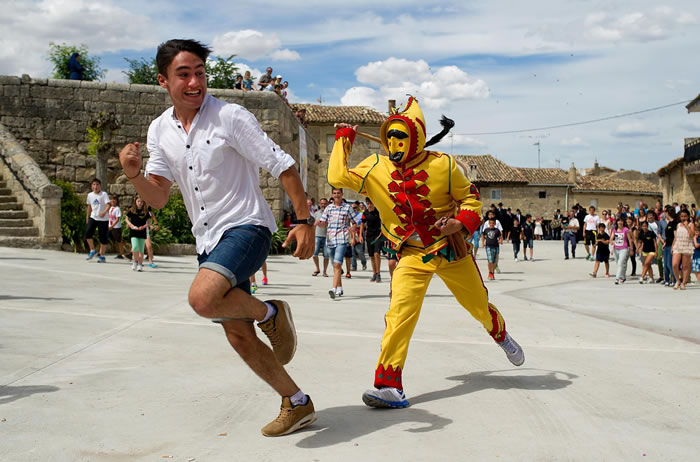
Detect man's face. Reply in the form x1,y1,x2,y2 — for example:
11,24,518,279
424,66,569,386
332,189,343,203
589,207,595,214
319,199,328,209
91,181,101,193
158,51,207,112
266,67,272,76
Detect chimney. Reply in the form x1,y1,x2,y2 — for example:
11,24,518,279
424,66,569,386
593,159,600,176
388,99,396,114
568,162,577,184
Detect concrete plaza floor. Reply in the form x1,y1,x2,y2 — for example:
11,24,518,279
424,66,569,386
1,241,699,461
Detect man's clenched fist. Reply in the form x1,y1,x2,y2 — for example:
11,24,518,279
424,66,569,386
119,142,142,179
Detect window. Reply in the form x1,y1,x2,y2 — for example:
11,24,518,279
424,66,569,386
539,191,547,199
590,199,598,209
326,134,335,153
490,189,501,200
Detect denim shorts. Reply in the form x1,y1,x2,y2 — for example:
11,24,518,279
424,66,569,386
523,238,534,249
328,243,348,263
197,225,271,292
314,236,329,258
485,246,499,263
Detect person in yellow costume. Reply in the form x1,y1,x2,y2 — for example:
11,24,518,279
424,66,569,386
329,97,525,408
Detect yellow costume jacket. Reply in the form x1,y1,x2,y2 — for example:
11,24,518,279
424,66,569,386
328,130,483,259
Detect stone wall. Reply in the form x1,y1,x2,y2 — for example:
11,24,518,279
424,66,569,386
477,185,569,218
659,162,700,206
0,75,319,219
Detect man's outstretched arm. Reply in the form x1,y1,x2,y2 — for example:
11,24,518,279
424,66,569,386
119,141,172,209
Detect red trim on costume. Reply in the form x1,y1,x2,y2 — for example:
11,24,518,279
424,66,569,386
455,209,482,236
469,184,480,200
335,127,356,144
489,305,507,342
375,364,403,389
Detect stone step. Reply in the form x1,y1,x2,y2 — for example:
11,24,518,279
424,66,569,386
0,227,39,237
0,202,22,211
0,188,11,195
0,181,6,188
0,210,28,219
0,196,16,203
0,218,33,227
0,236,60,250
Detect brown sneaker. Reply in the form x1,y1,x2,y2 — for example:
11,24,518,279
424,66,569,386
261,396,317,437
257,300,297,365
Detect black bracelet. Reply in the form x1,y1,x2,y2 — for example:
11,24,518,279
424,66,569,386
125,170,141,180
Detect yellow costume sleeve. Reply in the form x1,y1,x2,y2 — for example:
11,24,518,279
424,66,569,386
327,128,380,194
448,155,483,236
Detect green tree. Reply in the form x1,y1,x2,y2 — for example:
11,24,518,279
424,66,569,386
47,42,104,81
206,55,239,89
123,57,159,85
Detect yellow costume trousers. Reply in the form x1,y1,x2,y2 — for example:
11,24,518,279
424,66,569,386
374,246,507,389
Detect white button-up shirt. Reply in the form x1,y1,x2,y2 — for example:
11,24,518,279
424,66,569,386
145,94,296,255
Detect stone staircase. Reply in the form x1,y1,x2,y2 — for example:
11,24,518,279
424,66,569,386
0,174,41,246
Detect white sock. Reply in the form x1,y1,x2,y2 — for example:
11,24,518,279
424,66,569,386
261,302,277,322
290,389,308,406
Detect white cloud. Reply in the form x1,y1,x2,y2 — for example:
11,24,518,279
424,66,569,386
211,30,300,61
560,136,588,147
584,7,697,42
102,68,129,84
0,0,155,77
431,134,488,154
342,57,488,110
612,121,658,137
678,119,700,131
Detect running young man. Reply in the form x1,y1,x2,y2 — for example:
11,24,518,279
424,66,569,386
583,206,601,260
85,178,110,263
119,39,316,437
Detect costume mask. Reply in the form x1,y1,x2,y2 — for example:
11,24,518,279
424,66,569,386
380,97,426,165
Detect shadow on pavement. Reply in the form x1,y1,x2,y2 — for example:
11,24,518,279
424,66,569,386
411,369,577,405
0,385,60,405
297,369,576,448
296,405,452,448
0,257,45,261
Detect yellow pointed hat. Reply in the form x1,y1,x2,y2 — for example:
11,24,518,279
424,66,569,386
380,96,426,164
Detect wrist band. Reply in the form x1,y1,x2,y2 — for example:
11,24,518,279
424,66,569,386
125,170,141,180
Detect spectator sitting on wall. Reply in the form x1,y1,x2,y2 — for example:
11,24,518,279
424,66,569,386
295,108,307,127
281,81,289,101
243,71,256,91
234,74,244,90
68,53,84,80
258,67,273,90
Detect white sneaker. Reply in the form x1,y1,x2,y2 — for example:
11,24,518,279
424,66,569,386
336,288,344,297
498,332,525,366
328,289,336,299
514,257,518,262
362,387,409,408
137,264,143,272
132,262,137,271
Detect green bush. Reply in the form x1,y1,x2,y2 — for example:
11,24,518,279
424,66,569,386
153,193,195,244
148,225,175,251
54,180,85,251
47,42,104,81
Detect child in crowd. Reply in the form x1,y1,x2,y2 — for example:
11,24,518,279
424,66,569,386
612,216,631,284
125,196,150,272
522,215,535,261
511,218,521,261
534,217,543,240
481,219,502,280
590,223,610,278
108,195,125,259
470,224,481,258
242,71,255,91
638,220,659,283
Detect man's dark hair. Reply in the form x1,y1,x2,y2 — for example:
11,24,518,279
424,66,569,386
331,188,343,194
91,178,101,185
156,39,212,76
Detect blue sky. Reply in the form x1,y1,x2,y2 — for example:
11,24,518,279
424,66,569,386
2,0,699,173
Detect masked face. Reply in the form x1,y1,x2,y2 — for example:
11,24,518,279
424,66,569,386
386,120,410,163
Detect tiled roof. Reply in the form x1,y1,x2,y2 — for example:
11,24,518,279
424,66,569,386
290,103,386,125
573,176,661,195
517,167,572,185
656,157,683,176
454,155,528,184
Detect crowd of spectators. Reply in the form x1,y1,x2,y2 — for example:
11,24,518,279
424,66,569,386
232,66,291,105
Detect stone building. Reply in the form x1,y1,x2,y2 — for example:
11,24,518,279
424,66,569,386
291,103,385,202
656,94,700,206
454,154,528,213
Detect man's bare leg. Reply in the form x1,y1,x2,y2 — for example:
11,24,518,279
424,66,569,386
188,269,298,396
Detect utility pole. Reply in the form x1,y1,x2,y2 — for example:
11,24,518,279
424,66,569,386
533,141,541,168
